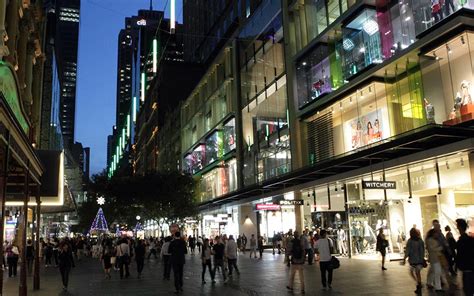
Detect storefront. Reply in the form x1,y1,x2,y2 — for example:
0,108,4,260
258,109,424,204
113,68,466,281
253,193,298,241
301,151,474,258
201,206,240,239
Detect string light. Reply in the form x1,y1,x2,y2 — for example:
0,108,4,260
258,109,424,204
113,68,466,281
89,208,109,233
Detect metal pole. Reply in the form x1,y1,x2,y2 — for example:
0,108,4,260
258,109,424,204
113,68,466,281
343,183,351,259
33,185,40,290
19,163,29,296
0,132,10,296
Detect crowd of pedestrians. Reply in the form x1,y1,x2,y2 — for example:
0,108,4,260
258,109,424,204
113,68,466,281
3,217,472,295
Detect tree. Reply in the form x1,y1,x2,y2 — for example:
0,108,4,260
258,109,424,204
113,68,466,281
83,170,198,231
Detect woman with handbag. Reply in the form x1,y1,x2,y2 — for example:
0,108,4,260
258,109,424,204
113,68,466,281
314,230,334,290
403,228,426,294
376,229,389,271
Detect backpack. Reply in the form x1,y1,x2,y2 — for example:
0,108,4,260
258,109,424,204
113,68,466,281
292,239,303,260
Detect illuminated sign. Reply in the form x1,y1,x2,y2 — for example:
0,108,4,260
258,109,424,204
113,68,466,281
362,181,396,189
256,204,280,211
279,200,304,206
137,19,147,26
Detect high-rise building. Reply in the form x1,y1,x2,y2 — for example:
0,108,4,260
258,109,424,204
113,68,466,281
109,8,191,177
55,0,80,148
183,0,263,64
134,19,202,174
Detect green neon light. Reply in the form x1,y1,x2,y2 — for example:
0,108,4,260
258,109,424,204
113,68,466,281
127,114,131,137
153,38,158,73
286,109,290,125
133,96,137,122
141,72,145,102
122,128,126,148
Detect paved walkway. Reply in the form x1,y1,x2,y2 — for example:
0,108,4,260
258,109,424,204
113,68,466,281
2,251,464,296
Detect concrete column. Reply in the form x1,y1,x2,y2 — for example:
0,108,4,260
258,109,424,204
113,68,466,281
19,166,30,296
5,0,19,65
294,191,304,233
24,41,35,107
238,205,258,240
282,0,305,171
0,0,9,58
33,186,40,290
17,17,30,94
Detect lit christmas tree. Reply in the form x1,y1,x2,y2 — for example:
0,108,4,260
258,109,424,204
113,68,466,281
89,208,109,233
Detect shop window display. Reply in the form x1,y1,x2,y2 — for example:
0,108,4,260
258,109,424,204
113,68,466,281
305,57,432,166
205,131,224,166
421,32,474,125
338,8,384,80
223,118,236,154
199,158,238,202
411,0,474,36
296,45,333,107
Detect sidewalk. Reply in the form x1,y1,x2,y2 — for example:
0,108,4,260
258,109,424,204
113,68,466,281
2,251,464,295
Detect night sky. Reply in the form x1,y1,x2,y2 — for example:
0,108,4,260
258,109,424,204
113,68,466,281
76,0,183,175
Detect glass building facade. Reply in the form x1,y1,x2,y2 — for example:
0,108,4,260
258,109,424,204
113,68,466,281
240,12,291,186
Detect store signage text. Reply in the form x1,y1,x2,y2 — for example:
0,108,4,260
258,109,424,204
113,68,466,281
137,19,147,26
362,181,396,189
256,204,280,211
279,200,304,206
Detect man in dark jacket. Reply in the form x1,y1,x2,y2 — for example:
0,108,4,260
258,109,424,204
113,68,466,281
169,232,187,293
134,239,146,278
456,219,474,296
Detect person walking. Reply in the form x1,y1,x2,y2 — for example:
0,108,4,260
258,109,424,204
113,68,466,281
286,231,305,294
226,235,240,277
6,241,19,277
197,236,203,254
147,238,158,260
26,239,34,275
445,225,457,275
376,229,389,270
135,239,146,278
161,236,172,280
201,239,214,284
403,228,426,294
455,218,474,296
258,236,264,259
189,236,196,255
302,231,313,265
426,229,447,292
241,234,247,253
58,241,74,291
44,240,53,267
212,236,227,283
101,240,113,279
116,238,131,279
169,232,187,293
249,234,257,259
315,229,334,290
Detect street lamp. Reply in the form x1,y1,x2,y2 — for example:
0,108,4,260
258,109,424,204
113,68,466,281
136,215,141,221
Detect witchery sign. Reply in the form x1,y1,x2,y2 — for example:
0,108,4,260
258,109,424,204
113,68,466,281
362,181,397,189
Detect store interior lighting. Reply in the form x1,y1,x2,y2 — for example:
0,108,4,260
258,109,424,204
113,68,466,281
362,19,379,36
343,38,355,51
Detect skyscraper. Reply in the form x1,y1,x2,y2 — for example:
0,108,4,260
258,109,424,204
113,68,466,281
55,0,80,148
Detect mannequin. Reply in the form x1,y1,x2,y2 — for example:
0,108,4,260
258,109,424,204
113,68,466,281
382,219,392,253
424,98,435,123
363,220,376,252
375,219,383,232
460,80,473,106
337,226,347,256
396,220,406,255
